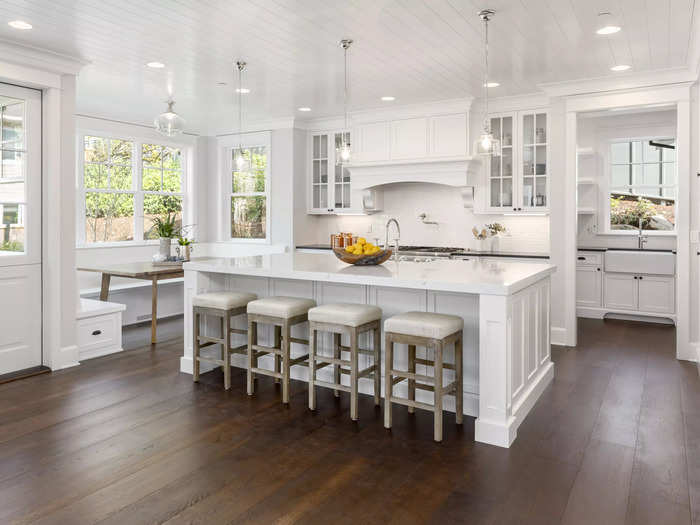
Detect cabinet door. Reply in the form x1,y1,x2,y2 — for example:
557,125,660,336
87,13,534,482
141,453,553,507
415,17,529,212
429,113,467,157
638,276,675,314
391,117,428,159
604,273,638,311
576,266,602,307
309,133,330,213
486,114,515,212
520,111,548,210
332,131,352,211
354,122,389,162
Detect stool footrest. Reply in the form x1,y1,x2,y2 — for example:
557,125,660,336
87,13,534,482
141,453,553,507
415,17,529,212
289,354,309,367
441,380,458,396
196,356,225,366
392,376,405,386
391,369,434,384
416,383,435,393
313,379,351,393
252,344,282,356
338,345,375,357
358,365,377,379
198,340,218,349
230,327,247,335
415,357,455,371
198,335,223,345
251,367,282,379
311,355,350,367
231,344,247,355
390,396,435,413
289,337,310,345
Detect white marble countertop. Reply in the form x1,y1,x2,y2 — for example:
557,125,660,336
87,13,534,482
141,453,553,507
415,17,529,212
184,253,555,296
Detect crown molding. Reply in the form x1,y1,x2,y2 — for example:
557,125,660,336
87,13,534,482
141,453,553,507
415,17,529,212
538,67,696,98
0,38,88,76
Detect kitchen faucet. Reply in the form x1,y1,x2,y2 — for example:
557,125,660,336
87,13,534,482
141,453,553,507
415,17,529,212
385,218,401,259
638,217,648,250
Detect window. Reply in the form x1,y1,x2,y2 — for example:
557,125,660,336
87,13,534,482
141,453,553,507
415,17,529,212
230,145,268,240
78,134,185,244
609,138,676,232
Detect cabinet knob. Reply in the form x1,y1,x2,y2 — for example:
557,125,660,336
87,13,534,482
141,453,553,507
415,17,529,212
597,268,600,271
92,329,102,336
639,276,643,280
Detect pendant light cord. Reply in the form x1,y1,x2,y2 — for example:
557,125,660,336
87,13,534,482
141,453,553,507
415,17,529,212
237,62,243,150
482,12,490,129
344,43,349,132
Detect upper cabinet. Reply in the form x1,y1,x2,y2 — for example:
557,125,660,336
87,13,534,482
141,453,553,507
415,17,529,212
352,112,469,163
482,110,549,214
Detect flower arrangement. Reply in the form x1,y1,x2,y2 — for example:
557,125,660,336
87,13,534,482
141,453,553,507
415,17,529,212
472,222,506,240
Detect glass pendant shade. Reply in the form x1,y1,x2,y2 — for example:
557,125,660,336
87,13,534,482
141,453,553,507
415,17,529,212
475,128,501,156
154,101,185,137
235,149,249,171
336,142,351,165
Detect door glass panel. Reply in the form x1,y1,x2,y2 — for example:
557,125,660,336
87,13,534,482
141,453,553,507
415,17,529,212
522,177,534,207
535,113,547,143
0,98,26,255
535,145,546,175
490,155,501,177
335,183,343,208
490,118,500,140
490,179,500,207
502,147,512,177
523,114,534,145
502,117,513,146
502,178,513,207
523,146,534,175
535,177,546,207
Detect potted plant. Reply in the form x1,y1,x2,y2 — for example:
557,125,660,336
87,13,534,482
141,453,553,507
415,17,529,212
151,213,178,259
176,236,194,261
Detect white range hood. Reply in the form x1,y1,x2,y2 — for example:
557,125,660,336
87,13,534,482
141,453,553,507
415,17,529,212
345,156,482,209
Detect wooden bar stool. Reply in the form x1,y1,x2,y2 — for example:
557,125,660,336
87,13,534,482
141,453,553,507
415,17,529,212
246,296,316,404
192,291,257,390
383,312,464,442
307,303,382,420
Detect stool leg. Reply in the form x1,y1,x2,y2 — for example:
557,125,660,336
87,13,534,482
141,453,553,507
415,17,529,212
408,344,416,414
193,311,200,382
223,313,231,390
350,328,359,421
282,322,291,404
434,341,444,442
219,316,225,363
384,335,393,429
309,326,317,411
247,319,256,395
333,333,341,397
274,325,282,384
373,325,381,406
455,334,463,425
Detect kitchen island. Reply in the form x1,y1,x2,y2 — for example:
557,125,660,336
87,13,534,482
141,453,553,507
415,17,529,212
181,252,555,448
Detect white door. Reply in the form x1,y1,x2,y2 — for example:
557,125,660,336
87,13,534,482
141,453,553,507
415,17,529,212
603,273,638,311
576,266,602,307
0,83,42,375
638,275,675,314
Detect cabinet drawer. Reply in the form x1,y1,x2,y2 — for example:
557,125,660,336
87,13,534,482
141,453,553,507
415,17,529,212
77,313,121,358
577,251,603,267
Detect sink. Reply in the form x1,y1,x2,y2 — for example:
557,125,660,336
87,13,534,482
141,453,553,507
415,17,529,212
605,250,675,275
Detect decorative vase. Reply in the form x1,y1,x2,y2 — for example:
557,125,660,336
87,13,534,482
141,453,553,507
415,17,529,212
159,237,171,259
184,245,192,261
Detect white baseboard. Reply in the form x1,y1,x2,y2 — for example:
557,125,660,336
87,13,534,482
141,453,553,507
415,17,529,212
551,326,568,346
49,344,80,370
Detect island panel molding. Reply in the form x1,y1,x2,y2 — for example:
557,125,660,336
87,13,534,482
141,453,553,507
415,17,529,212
180,254,555,448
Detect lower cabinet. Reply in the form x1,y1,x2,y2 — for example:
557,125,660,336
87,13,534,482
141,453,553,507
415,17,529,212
576,265,602,307
637,275,675,314
603,273,675,314
603,273,638,311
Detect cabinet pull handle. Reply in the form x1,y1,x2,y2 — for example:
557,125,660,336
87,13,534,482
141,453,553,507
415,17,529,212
578,256,585,260
92,330,102,336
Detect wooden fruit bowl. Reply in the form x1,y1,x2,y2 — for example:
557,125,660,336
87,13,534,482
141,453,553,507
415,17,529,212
333,247,393,266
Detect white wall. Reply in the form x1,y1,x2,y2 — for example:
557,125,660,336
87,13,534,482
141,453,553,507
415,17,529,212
576,109,678,251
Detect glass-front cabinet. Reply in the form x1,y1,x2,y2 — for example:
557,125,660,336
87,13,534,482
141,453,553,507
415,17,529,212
308,130,354,214
485,110,548,213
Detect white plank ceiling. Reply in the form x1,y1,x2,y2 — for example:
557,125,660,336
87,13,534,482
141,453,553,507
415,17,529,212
0,0,697,134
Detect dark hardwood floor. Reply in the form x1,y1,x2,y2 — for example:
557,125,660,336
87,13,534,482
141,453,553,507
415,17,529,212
0,317,697,524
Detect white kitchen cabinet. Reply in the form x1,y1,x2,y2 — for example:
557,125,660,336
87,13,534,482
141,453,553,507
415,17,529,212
391,117,428,159
638,275,675,314
429,113,468,157
484,110,549,214
576,266,602,308
604,273,639,311
354,122,389,162
308,130,361,214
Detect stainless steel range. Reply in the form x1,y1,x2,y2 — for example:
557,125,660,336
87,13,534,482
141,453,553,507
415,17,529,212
396,246,465,262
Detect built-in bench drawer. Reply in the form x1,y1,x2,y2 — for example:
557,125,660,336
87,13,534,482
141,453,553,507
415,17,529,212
77,299,126,361
577,251,603,267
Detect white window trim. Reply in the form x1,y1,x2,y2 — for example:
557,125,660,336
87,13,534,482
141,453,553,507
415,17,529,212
76,129,191,248
220,131,271,243
602,135,677,236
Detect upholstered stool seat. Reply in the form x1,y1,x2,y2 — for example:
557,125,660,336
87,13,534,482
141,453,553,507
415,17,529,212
307,303,382,420
246,296,316,403
384,311,464,442
192,291,258,390
247,296,317,318
193,291,258,310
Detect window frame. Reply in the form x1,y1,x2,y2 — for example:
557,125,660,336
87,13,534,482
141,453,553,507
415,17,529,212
76,131,188,247
604,136,677,235
223,131,271,243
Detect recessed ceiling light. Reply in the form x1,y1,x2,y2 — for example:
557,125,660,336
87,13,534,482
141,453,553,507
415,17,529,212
235,88,250,94
596,12,621,35
146,61,165,69
381,96,395,101
483,82,500,88
8,20,32,30
298,107,311,112
610,64,631,72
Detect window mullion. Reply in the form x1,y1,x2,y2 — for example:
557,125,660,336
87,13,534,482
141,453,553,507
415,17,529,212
134,141,144,241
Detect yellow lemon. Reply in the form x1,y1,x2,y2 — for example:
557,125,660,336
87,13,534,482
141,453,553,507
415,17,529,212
357,237,366,245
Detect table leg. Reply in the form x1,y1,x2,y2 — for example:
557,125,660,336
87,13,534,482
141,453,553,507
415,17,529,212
151,276,158,345
99,274,111,301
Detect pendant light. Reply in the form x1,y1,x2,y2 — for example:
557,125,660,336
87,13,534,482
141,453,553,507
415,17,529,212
475,9,501,157
336,39,353,165
154,99,185,137
234,60,250,171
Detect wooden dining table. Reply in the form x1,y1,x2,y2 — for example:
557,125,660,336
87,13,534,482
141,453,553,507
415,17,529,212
77,262,184,344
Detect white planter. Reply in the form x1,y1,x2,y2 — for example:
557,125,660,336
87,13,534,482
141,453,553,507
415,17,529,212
159,237,171,259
